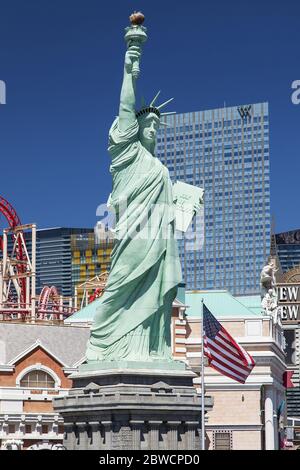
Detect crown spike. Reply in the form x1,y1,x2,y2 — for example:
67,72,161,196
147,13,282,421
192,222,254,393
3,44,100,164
150,90,161,107
159,121,171,127
157,97,174,110
160,111,176,116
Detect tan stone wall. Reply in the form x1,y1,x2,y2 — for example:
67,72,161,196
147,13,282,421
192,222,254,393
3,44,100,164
206,430,213,449
187,320,245,339
207,389,261,425
262,320,270,336
232,430,261,450
221,321,245,337
187,320,201,338
172,307,186,358
23,400,53,413
207,430,261,450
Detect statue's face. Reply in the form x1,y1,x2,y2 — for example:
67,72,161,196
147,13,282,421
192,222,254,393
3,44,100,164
138,113,160,148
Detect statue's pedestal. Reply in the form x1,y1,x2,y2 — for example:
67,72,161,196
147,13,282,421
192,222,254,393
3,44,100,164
53,361,213,450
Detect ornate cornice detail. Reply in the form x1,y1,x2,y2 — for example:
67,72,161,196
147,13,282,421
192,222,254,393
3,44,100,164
281,265,300,283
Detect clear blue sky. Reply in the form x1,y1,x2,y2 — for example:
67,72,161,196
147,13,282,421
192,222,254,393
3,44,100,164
0,0,299,233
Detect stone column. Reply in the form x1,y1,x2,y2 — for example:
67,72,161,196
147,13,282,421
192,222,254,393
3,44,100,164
149,421,161,450
64,423,76,450
19,421,25,439
102,421,112,450
130,420,143,450
185,421,197,450
2,422,8,440
35,416,42,438
168,422,180,450
90,421,101,450
195,425,201,450
264,386,275,450
118,424,132,450
77,422,88,450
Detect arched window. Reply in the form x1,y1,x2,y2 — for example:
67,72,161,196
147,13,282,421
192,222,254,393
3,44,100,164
20,370,55,389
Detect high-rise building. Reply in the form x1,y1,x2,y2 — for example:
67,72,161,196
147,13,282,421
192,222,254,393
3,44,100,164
6,226,114,304
156,102,271,295
276,229,300,273
36,227,94,297
71,223,114,306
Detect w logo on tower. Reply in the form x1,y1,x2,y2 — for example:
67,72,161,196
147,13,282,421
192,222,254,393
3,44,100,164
238,105,252,120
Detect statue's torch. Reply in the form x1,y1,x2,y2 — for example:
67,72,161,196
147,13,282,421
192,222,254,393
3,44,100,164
124,11,147,79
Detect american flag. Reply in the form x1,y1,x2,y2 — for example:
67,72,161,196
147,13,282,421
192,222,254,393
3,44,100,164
203,303,255,384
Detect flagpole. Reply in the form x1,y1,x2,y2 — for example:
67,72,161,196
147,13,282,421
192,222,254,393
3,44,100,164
201,298,205,450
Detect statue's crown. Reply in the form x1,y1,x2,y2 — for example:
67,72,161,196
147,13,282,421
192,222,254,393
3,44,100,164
136,106,161,119
135,91,174,122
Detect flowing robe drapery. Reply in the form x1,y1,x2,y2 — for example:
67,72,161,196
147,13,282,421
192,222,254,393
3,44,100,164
85,118,182,361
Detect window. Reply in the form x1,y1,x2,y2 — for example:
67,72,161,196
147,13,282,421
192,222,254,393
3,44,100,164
25,424,31,434
8,424,15,434
42,425,49,434
58,425,64,435
20,370,55,389
214,431,232,450
284,329,296,366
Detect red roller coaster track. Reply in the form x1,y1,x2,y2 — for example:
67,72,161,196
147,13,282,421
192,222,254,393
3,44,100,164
0,196,26,304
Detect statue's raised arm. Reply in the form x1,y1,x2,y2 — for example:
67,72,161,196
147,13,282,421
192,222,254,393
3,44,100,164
118,12,147,132
118,46,141,132
85,12,182,364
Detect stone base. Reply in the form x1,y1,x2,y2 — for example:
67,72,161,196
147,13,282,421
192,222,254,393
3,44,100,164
53,361,212,450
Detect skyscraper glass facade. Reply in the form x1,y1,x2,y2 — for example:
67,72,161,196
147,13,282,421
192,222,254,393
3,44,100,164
71,225,114,306
36,227,94,297
156,103,271,295
276,229,300,273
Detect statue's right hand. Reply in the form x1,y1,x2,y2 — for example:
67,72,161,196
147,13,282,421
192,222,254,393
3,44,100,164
124,46,141,74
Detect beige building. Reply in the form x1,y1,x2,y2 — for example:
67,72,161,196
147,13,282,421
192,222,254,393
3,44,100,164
0,289,287,450
172,290,287,450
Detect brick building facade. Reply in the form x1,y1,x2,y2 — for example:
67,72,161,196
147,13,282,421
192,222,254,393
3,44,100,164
0,323,89,450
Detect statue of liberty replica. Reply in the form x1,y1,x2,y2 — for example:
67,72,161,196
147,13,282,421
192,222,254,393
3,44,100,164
53,13,211,450
86,11,181,364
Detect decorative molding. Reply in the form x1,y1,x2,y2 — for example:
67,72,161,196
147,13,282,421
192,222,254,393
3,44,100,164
7,340,68,368
175,329,186,335
282,266,300,283
187,352,201,358
72,356,86,368
212,429,233,450
0,366,14,372
175,338,186,344
15,364,61,388
208,424,262,431
187,316,262,323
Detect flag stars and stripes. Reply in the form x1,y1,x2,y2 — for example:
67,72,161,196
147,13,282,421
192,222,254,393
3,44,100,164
202,303,255,384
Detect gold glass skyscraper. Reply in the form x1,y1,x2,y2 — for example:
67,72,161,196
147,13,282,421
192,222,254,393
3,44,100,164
71,224,114,306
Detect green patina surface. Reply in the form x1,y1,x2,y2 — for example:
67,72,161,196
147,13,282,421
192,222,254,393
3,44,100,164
79,359,186,373
83,18,182,364
66,294,185,323
235,294,262,315
185,290,262,318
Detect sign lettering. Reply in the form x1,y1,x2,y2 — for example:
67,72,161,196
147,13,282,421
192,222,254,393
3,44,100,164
277,283,300,322
237,105,252,120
